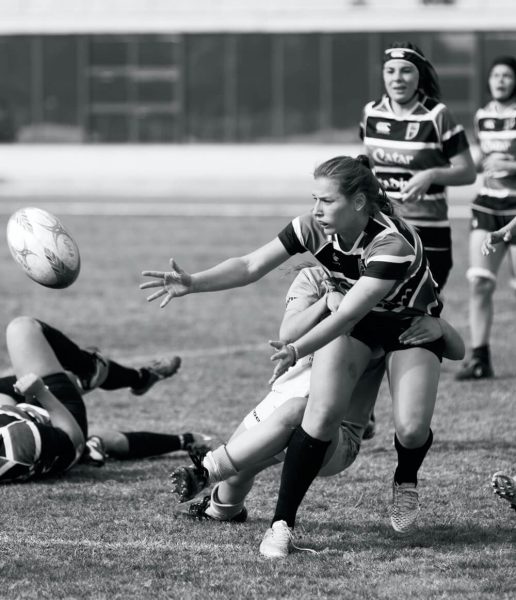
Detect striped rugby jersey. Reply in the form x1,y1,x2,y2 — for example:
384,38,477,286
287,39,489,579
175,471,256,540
360,94,470,226
475,101,516,210
278,211,442,319
0,404,75,483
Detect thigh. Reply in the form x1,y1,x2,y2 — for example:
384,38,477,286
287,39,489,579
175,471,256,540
318,426,361,477
6,317,63,378
469,228,507,276
387,348,440,436
302,335,372,439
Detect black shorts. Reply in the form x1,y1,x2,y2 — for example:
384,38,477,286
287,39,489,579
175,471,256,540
410,224,453,291
471,196,516,245
350,313,444,362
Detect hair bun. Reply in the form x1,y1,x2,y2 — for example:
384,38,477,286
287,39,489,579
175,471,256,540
355,154,372,170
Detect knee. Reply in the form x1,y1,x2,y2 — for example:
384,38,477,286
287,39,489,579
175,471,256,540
396,423,429,448
466,268,496,297
6,316,40,343
276,396,307,429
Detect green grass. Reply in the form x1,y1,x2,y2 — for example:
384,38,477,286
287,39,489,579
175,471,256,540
0,212,514,599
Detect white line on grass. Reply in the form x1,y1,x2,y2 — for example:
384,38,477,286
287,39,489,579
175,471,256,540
0,201,472,219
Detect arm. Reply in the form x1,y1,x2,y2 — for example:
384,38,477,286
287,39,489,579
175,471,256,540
279,295,329,343
14,373,85,460
270,276,394,381
402,149,476,202
141,238,290,308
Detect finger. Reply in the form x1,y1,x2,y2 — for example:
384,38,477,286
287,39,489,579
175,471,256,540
140,280,165,290
146,288,168,302
160,293,173,309
268,340,284,350
270,350,287,362
169,258,182,273
141,270,167,278
268,364,287,385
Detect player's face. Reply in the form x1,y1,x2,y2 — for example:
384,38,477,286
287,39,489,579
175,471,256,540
383,60,419,105
312,177,358,235
489,65,516,103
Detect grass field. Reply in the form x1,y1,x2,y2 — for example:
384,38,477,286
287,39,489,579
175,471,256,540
0,208,514,600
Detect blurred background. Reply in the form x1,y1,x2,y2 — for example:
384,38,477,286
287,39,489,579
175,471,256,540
0,0,514,145
0,0,514,200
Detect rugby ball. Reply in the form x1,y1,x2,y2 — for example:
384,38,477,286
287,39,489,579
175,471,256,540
6,207,81,289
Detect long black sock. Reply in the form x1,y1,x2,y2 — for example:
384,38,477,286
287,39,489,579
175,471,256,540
42,372,88,437
394,429,433,486
272,426,331,528
38,321,98,384
100,362,142,390
121,431,183,459
472,345,490,363
38,320,144,391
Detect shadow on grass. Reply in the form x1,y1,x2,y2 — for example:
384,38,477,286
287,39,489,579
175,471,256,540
306,520,515,553
25,454,189,486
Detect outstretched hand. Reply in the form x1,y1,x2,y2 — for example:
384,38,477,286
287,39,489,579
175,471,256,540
268,340,296,384
140,258,193,308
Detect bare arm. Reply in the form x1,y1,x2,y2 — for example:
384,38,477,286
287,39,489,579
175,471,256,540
192,239,290,292
14,373,85,461
428,149,477,187
279,288,345,342
270,277,394,381
141,238,290,307
402,149,476,202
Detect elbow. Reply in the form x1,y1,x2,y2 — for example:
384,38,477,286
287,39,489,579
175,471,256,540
464,170,477,185
278,323,294,343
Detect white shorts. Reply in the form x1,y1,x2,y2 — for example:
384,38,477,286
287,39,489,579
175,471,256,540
242,356,362,476
242,358,312,429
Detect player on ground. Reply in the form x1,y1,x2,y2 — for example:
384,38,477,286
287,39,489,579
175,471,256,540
491,472,516,512
0,316,208,482
360,41,476,290
456,57,516,380
141,155,456,555
168,266,464,552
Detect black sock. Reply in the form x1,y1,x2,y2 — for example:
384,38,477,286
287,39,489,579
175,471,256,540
100,362,142,390
42,372,88,437
0,375,24,402
120,431,182,459
38,321,99,384
472,345,490,363
272,426,331,528
394,429,433,486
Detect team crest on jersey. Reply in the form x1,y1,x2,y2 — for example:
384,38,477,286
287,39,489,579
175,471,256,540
375,121,391,135
405,122,420,140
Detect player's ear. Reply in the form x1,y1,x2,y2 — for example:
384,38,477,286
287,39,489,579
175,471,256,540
353,192,367,212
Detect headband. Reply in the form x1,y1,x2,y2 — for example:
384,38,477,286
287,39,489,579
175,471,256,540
383,48,428,73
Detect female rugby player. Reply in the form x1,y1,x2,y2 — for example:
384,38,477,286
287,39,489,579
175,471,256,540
360,41,476,290
456,57,516,380
142,154,460,555
0,316,206,482
168,266,464,561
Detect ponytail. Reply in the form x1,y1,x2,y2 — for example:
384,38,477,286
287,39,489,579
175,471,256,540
314,155,395,217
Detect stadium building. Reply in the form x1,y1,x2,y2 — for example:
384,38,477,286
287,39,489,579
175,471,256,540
0,0,515,144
